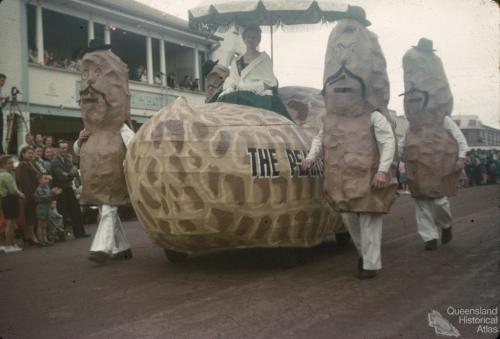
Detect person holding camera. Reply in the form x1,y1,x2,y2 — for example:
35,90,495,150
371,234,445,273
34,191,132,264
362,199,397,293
0,73,9,155
51,140,89,239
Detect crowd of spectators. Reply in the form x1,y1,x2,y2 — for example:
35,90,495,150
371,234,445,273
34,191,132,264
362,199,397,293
28,50,202,91
29,48,81,72
0,132,89,253
463,149,500,186
132,65,200,91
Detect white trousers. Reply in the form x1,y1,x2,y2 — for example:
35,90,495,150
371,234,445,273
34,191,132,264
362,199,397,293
341,212,383,270
90,205,130,255
415,197,452,242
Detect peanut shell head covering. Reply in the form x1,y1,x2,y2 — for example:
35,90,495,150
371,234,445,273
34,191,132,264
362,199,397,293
403,39,453,128
80,50,130,132
323,18,390,116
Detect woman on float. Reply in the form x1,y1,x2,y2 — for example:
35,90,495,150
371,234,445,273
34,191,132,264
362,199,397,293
217,25,293,121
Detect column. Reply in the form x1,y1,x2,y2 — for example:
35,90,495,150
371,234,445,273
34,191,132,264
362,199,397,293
104,25,111,44
193,48,200,90
36,1,44,64
159,39,166,86
88,19,95,43
146,36,154,85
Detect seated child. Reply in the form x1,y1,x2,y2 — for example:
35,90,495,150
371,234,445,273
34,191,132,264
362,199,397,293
48,200,65,241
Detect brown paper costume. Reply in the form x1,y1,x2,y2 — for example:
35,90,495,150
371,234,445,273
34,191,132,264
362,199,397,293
124,98,344,254
322,18,397,213
79,50,131,205
402,40,459,198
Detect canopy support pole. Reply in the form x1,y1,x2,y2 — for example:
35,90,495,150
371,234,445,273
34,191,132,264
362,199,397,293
270,25,274,62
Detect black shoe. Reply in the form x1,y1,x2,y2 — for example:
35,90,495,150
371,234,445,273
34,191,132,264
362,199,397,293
441,227,452,244
425,239,438,251
358,258,363,272
358,269,377,279
88,251,109,264
76,233,91,239
111,249,133,260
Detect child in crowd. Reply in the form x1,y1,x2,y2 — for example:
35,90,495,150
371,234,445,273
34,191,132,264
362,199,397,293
34,174,61,245
48,200,65,242
0,155,25,253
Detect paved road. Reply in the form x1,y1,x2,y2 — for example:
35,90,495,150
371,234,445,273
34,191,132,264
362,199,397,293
1,185,498,339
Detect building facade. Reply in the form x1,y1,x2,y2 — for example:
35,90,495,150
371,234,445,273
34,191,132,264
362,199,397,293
451,115,500,149
0,0,220,152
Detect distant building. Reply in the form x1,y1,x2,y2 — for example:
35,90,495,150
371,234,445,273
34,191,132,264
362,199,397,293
452,115,500,148
0,0,221,152
394,114,500,149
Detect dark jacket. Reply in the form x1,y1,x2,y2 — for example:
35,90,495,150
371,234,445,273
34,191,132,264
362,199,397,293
51,155,76,189
15,161,40,201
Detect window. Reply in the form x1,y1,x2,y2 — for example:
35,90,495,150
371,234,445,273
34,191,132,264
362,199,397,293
28,5,88,71
110,28,146,81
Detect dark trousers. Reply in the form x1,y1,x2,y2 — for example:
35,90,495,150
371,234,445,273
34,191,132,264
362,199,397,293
57,187,86,237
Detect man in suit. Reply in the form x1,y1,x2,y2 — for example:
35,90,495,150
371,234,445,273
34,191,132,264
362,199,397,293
51,140,89,239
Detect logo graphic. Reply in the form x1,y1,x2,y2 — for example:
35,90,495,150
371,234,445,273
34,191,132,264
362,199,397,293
428,310,461,337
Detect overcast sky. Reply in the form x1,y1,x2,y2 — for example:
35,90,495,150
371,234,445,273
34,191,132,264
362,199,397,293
138,0,499,128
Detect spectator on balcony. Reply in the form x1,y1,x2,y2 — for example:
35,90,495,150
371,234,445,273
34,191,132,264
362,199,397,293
180,75,192,89
46,52,61,68
190,78,200,91
135,64,147,82
154,72,163,85
29,49,38,63
167,72,177,88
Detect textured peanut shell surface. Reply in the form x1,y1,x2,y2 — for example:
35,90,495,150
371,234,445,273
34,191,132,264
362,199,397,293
124,98,343,253
323,114,397,213
404,129,459,198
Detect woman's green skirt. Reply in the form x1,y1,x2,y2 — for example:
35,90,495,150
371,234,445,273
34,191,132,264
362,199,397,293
217,90,294,122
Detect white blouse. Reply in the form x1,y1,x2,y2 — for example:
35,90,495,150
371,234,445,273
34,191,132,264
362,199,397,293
221,52,278,97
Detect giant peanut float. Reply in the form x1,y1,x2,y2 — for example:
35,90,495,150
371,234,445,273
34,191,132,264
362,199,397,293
124,92,345,260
